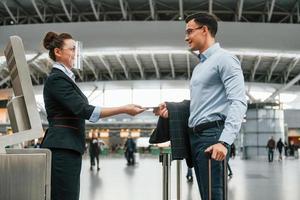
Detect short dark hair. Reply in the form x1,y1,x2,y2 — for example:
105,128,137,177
43,32,73,61
185,13,218,37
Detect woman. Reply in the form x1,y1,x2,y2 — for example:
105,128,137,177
41,31,144,200
89,131,101,171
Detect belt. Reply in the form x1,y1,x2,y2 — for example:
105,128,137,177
192,120,224,133
48,117,81,130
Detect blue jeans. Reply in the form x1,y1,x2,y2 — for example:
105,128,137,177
189,126,229,200
268,149,274,162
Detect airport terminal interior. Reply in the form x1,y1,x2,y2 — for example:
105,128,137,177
1,0,300,200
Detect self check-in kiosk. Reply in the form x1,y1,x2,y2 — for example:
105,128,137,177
0,36,51,200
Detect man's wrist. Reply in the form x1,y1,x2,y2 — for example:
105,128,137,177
218,141,230,148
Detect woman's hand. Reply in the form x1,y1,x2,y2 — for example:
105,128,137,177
123,104,145,116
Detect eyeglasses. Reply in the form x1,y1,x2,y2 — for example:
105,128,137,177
185,26,204,36
62,46,76,52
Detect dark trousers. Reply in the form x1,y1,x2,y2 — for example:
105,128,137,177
187,167,193,177
50,148,82,200
126,150,135,165
90,153,99,168
227,163,233,176
268,149,274,162
189,126,229,200
278,149,283,160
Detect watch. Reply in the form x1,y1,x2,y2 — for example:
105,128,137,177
219,141,230,148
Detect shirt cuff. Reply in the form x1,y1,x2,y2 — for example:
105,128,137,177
89,106,101,123
218,131,236,145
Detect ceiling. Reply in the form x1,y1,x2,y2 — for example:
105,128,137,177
1,49,300,89
0,0,299,25
0,0,300,103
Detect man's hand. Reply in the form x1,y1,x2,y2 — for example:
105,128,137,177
204,143,228,161
153,102,169,118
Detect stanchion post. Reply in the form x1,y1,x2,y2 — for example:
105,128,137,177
159,153,171,200
176,160,182,200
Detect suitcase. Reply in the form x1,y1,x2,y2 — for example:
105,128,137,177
207,155,228,200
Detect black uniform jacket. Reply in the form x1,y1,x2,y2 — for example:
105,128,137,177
41,68,95,154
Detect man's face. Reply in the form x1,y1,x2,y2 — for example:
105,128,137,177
185,19,205,51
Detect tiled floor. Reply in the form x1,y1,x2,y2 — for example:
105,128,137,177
80,154,300,200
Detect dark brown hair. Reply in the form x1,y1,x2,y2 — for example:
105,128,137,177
43,32,73,61
185,13,218,37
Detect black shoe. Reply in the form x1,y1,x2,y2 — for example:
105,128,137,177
97,167,100,171
90,166,93,171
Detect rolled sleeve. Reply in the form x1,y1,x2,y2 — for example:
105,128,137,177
218,54,247,145
219,100,247,144
89,106,101,123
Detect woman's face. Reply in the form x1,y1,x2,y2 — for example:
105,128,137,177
54,39,76,69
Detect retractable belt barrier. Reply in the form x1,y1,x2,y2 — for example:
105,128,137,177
159,153,182,200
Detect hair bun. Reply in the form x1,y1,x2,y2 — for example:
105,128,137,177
43,32,58,50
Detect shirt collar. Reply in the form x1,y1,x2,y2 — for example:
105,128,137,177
53,62,76,82
198,42,221,63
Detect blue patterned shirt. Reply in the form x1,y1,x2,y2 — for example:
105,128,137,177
189,43,247,145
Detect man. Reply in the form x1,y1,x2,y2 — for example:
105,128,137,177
155,13,247,200
276,138,284,161
267,136,276,162
124,136,136,165
89,132,101,171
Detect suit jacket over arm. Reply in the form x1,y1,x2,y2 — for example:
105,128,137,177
150,100,193,168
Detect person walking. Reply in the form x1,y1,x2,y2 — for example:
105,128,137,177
124,136,136,166
267,136,276,162
89,132,101,171
227,143,236,178
276,138,284,161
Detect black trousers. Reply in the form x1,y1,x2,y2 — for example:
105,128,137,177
125,150,135,165
50,148,82,200
90,153,99,167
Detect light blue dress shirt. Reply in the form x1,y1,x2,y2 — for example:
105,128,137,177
189,43,247,145
53,62,101,123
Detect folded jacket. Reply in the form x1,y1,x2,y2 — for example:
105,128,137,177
149,100,193,168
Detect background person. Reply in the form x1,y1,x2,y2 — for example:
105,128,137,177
276,138,284,161
267,136,276,162
89,132,101,171
124,136,137,166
